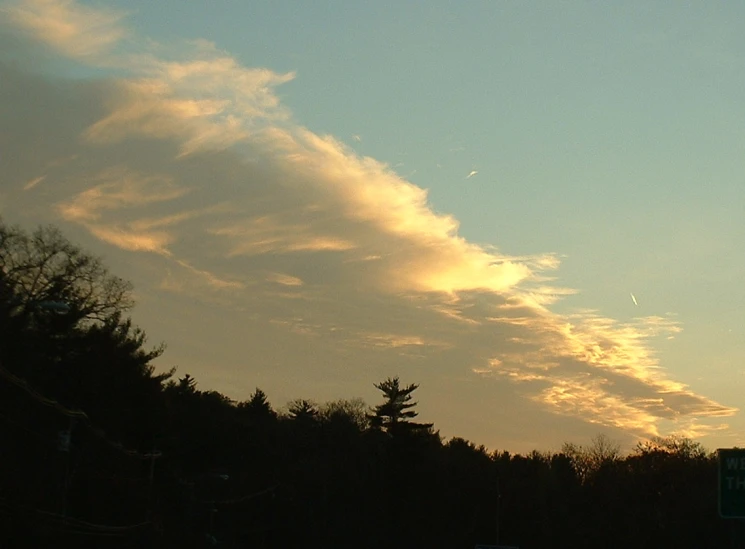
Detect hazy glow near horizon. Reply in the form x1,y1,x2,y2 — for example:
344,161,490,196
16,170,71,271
1,0,744,452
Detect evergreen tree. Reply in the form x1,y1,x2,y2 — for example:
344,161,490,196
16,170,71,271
369,376,432,434
287,399,318,422
238,387,276,420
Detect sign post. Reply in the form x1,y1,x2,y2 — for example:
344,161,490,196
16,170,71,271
719,448,745,519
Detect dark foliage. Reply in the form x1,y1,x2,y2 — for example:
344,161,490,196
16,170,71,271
0,221,736,548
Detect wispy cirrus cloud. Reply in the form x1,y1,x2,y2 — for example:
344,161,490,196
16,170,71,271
0,0,736,448
56,168,188,254
2,0,127,59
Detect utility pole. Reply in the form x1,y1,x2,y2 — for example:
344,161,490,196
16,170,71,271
496,476,500,546
148,440,158,523
58,416,75,517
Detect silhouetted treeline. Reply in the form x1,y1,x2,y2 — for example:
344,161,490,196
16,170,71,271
0,220,737,548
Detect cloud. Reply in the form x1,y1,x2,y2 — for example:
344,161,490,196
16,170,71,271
55,167,190,254
267,273,304,287
23,175,45,190
211,217,356,256
0,0,736,448
58,168,188,222
2,0,127,59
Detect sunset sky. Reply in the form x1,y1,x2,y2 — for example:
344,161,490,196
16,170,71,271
1,0,744,453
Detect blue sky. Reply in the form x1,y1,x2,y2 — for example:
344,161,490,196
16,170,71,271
1,0,744,452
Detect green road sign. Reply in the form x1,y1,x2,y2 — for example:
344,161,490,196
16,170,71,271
718,448,745,518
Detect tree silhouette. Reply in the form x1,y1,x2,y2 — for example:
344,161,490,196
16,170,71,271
561,433,620,483
0,220,133,325
369,376,432,434
238,387,276,421
0,221,171,545
321,398,369,431
2,220,737,549
287,399,318,422
173,373,198,395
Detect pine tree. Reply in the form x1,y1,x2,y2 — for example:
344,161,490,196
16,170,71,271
369,377,432,434
238,388,277,421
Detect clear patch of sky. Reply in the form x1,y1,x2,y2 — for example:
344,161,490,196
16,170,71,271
103,0,745,409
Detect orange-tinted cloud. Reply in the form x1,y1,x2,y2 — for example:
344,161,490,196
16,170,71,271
0,0,736,448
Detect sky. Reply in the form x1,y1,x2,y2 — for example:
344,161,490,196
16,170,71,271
1,0,744,453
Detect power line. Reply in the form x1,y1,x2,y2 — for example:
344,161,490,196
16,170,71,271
212,484,279,506
36,508,152,533
0,411,52,442
0,362,162,460
0,496,153,536
0,363,88,419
